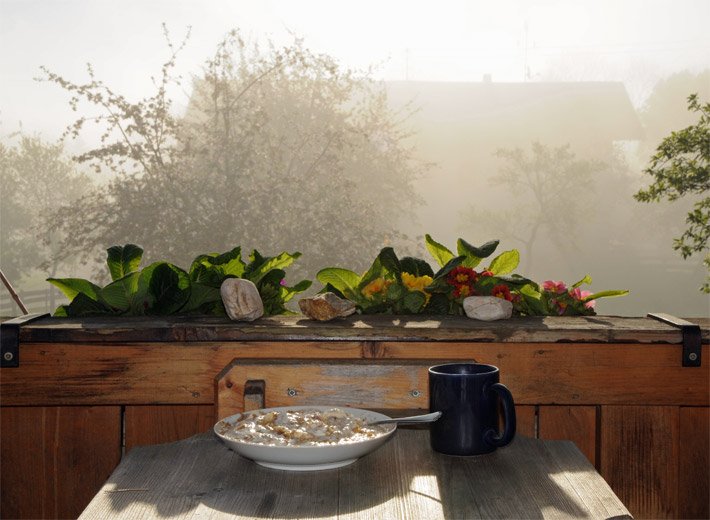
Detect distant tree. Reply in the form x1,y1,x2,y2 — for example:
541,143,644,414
635,94,710,292
461,142,604,273
0,136,90,284
41,28,423,278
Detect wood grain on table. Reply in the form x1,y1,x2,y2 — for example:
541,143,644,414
79,429,632,520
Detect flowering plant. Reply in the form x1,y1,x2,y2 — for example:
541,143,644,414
317,234,628,316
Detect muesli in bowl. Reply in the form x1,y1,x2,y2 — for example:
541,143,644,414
214,406,396,471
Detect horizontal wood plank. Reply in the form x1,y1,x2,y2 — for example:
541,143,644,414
2,342,707,406
15,314,708,344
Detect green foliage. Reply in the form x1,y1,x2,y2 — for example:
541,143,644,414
635,94,710,292
316,235,628,317
50,244,310,317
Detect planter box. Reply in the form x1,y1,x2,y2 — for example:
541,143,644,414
1,314,708,519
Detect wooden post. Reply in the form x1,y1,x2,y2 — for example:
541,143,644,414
0,268,28,315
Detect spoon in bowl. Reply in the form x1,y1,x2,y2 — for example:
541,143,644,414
368,411,442,426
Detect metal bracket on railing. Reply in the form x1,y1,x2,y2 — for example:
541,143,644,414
0,313,50,368
648,313,702,367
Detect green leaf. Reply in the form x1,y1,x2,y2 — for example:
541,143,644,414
63,292,113,317
520,283,546,315
317,268,361,295
280,279,313,303
425,234,454,268
378,247,402,279
425,293,450,314
359,257,384,289
572,274,593,288
400,257,435,277
53,305,69,317
247,251,301,284
582,290,629,301
189,247,246,285
457,238,499,259
100,272,140,312
106,244,143,282
402,290,426,313
433,255,466,280
181,283,221,313
138,262,191,315
488,250,520,275
47,278,102,302
386,283,405,301
498,274,536,287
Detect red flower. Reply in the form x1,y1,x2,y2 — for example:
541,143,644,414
447,266,478,286
491,284,512,302
480,270,493,277
453,285,475,298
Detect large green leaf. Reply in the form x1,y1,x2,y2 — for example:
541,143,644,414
138,262,191,315
433,255,466,280
47,278,102,302
424,234,454,268
402,291,426,313
457,239,499,268
189,247,246,284
100,272,140,312
317,268,361,295
400,257,435,277
63,292,113,317
181,283,221,313
106,244,143,282
378,247,402,280
582,289,629,301
488,250,520,275
520,283,546,315
280,279,313,303
359,257,384,289
248,252,301,284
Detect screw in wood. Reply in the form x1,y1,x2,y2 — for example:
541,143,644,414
410,390,421,398
287,388,298,397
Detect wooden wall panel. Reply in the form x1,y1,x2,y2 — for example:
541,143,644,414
0,406,121,519
600,405,679,519
124,404,215,452
538,406,597,467
679,407,709,519
3,342,707,407
514,405,537,438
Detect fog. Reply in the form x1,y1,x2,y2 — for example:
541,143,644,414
1,0,709,316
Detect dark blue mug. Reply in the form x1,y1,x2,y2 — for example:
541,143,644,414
429,363,516,456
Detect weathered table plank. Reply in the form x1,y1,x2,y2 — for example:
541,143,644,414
79,430,632,519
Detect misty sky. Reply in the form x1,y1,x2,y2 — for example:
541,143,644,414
1,0,709,142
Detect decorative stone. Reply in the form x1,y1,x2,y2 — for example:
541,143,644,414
298,292,357,321
463,296,513,321
220,278,264,321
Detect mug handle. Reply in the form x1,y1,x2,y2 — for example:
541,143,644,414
484,382,517,448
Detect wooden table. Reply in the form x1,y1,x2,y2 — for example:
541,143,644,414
79,429,631,519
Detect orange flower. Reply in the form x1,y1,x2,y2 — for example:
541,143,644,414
361,277,391,299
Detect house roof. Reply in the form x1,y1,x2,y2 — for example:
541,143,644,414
384,80,643,144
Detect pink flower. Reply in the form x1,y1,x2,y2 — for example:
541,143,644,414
542,280,567,294
280,279,287,286
569,288,595,309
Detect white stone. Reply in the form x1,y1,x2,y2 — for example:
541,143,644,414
463,296,513,321
220,278,264,321
298,292,357,321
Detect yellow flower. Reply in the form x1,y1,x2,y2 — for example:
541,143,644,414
361,277,391,299
401,272,433,304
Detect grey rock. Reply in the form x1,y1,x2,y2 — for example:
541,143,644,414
463,296,513,321
220,278,264,321
299,292,357,321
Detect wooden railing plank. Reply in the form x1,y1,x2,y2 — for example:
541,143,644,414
600,405,679,519
0,406,121,519
124,405,215,453
679,406,710,519
2,342,706,406
538,405,597,467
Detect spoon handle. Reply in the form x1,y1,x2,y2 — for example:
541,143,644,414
369,411,442,426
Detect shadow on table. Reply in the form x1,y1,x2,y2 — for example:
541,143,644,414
92,432,628,519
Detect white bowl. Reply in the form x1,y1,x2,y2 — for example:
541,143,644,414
214,406,396,471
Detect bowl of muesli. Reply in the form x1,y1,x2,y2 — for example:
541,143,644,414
214,406,396,471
